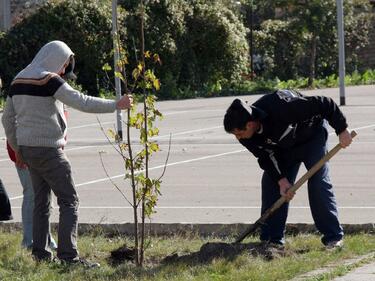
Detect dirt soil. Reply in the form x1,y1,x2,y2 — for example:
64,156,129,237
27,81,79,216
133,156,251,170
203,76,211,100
110,245,136,264
161,242,293,264
110,241,301,265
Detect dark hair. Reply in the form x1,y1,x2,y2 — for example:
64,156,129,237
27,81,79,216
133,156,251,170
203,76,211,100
223,99,252,133
62,55,77,81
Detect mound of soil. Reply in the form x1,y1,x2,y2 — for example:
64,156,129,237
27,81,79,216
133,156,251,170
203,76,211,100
162,241,291,264
109,241,298,265
110,245,136,263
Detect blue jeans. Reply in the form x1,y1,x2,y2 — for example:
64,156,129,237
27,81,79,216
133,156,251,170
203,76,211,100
16,166,57,249
260,124,344,245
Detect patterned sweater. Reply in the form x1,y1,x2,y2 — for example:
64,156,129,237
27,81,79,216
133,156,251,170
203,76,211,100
1,41,117,151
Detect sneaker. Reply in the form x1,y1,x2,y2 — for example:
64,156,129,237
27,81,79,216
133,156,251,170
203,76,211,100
325,239,343,250
61,258,100,268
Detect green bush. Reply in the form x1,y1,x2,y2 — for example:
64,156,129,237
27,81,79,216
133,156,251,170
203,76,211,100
0,0,249,100
0,0,115,96
119,0,249,99
250,0,373,82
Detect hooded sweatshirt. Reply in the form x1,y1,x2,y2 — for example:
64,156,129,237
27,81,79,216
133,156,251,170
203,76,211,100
2,41,117,151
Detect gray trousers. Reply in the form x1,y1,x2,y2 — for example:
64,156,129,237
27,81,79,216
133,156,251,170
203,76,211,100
19,146,79,261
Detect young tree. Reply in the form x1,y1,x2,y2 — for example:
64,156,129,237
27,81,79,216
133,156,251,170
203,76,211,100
100,0,165,267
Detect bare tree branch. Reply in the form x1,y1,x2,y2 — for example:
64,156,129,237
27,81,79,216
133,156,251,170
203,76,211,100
98,151,132,206
158,133,172,181
97,116,123,157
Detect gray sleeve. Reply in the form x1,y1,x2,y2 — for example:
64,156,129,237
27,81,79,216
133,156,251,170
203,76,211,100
1,97,18,151
54,82,117,113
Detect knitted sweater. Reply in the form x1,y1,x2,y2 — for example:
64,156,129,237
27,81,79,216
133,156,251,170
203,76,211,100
1,41,117,151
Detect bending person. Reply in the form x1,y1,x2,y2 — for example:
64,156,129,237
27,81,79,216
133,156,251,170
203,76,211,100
224,90,352,249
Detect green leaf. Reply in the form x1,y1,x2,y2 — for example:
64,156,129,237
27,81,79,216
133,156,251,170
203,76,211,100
102,63,112,72
149,142,159,152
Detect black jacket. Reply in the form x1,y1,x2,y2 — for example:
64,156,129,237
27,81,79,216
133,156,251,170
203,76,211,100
0,179,12,221
239,90,348,182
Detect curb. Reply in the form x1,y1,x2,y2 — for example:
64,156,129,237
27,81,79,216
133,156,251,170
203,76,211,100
291,252,375,281
1,222,374,237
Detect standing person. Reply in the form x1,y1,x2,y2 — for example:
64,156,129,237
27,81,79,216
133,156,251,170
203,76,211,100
6,141,57,250
223,89,352,248
1,40,133,266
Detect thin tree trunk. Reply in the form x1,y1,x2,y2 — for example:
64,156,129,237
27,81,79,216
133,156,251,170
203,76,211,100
139,0,148,266
117,11,141,265
127,109,140,266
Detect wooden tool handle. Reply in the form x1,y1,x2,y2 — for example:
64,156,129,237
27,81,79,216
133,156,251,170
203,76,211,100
235,130,357,243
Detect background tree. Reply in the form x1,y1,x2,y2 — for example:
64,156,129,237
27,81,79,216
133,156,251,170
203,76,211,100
250,0,373,83
0,0,118,95
120,0,249,98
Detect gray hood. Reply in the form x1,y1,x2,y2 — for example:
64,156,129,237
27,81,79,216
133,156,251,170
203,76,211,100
15,40,74,80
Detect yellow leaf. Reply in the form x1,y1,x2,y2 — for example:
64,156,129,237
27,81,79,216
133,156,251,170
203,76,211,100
145,51,151,58
120,143,128,150
153,54,162,65
153,79,160,91
132,68,140,79
107,129,116,139
115,72,124,80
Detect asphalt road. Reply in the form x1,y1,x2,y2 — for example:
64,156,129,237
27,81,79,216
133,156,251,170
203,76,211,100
1,85,374,224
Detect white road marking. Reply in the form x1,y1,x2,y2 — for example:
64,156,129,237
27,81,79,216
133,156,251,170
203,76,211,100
8,149,245,201
75,149,246,187
44,123,375,188
155,126,223,139
2,124,374,162
69,121,113,130
9,206,375,209
67,110,222,130
7,123,375,200
0,126,225,162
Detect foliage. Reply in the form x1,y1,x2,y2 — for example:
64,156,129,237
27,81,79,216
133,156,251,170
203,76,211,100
0,0,373,100
0,0,118,96
253,19,306,80
276,69,375,90
58,69,375,103
119,0,249,99
250,0,373,82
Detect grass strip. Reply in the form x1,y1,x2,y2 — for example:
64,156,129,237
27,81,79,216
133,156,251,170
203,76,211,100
0,230,374,281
